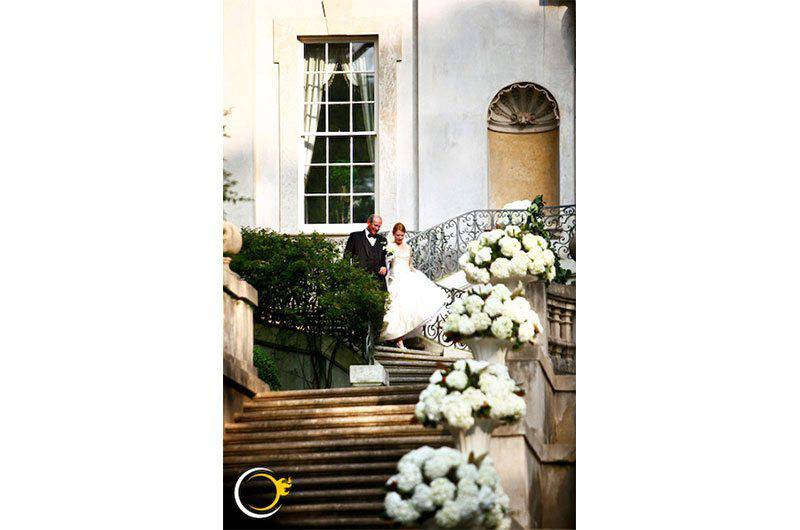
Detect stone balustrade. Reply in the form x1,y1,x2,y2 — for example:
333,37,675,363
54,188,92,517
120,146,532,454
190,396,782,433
547,283,576,375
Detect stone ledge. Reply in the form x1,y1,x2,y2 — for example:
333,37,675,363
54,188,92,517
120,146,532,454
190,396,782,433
507,345,575,393
223,262,258,306
223,353,268,396
494,422,575,464
350,363,389,386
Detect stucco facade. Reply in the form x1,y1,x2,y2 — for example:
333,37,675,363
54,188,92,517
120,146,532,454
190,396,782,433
224,0,575,232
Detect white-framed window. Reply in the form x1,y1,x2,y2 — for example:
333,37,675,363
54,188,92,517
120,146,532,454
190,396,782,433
301,40,377,228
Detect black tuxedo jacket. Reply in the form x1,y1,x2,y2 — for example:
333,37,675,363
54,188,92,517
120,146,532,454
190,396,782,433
343,230,387,289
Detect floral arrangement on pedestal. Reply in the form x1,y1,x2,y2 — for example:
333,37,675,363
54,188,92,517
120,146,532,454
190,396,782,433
383,446,511,530
458,224,557,284
442,283,544,348
414,359,526,430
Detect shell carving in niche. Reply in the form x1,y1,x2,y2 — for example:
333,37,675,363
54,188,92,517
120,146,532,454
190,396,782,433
487,82,560,133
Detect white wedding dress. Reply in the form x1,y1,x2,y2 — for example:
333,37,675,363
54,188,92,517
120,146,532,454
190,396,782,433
380,244,449,342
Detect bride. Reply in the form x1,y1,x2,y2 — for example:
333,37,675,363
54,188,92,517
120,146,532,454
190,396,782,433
380,222,449,349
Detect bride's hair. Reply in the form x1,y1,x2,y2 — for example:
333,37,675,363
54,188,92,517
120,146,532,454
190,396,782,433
392,222,406,234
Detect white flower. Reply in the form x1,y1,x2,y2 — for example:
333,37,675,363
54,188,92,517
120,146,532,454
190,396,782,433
491,284,512,300
470,283,493,296
505,224,521,237
477,460,501,488
466,359,489,372
528,257,546,275
502,296,532,324
434,499,463,528
518,320,536,342
424,455,454,480
429,370,444,384
487,392,526,421
490,315,514,340
414,400,427,421
466,240,481,257
430,477,457,506
489,258,512,279
521,233,537,251
384,491,421,524
483,296,504,317
453,359,466,371
442,392,475,429
396,463,423,493
458,252,471,268
443,313,461,333
456,462,480,482
478,484,497,510
470,311,492,332
463,294,485,315
457,314,476,336
474,246,493,266
501,199,532,210
486,229,505,245
410,483,435,513
450,299,466,315
498,236,522,257
546,265,557,281
543,249,556,266
509,251,530,276
445,370,468,391
462,387,488,411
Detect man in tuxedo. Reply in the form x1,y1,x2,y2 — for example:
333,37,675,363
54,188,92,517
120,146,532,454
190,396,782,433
343,214,388,291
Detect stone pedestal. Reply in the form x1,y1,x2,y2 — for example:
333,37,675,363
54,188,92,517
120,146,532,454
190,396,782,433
349,363,389,387
223,255,267,423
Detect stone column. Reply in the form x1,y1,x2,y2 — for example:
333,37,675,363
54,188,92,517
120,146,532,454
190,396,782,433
223,221,268,423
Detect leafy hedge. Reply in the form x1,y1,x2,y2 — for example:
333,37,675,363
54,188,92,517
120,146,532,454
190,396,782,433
252,345,282,391
230,228,388,354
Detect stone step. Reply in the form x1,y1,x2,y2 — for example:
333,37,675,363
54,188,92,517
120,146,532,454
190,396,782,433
242,393,419,411
253,384,425,401
226,411,416,432
262,514,399,528
374,351,453,364
223,461,396,482
388,375,436,384
233,404,416,423
224,424,432,445
374,345,442,356
235,473,391,490
224,448,413,467
376,358,452,368
384,367,442,375
278,501,385,514
224,434,452,455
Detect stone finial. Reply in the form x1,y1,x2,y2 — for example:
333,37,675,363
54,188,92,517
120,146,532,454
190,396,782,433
223,220,242,256
487,82,560,134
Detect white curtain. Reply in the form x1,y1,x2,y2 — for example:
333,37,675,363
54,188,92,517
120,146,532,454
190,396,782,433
344,49,374,160
303,48,336,166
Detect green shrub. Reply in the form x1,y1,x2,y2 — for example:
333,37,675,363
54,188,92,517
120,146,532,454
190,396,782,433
252,345,282,391
230,228,388,356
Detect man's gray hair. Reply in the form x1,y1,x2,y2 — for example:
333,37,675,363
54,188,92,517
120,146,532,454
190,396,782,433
367,214,382,224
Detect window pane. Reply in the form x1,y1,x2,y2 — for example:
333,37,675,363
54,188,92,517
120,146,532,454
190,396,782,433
307,137,326,164
353,166,374,192
305,196,326,224
304,104,326,132
304,72,327,103
329,166,350,193
327,74,349,102
328,196,351,224
352,75,375,102
304,43,325,67
329,137,350,163
353,104,374,132
351,42,375,71
353,136,374,163
328,104,350,132
353,195,375,225
329,43,349,70
304,166,326,193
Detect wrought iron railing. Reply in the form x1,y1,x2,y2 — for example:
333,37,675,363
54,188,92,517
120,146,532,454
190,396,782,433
406,205,575,281
420,287,469,351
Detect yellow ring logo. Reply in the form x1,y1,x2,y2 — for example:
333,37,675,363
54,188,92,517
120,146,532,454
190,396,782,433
233,467,292,518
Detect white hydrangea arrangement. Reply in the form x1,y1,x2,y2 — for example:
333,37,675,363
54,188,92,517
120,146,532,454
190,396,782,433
384,446,511,529
385,240,399,261
442,283,543,347
458,225,557,284
414,358,526,430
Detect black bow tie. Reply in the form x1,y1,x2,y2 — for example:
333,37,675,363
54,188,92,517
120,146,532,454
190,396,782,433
367,233,376,239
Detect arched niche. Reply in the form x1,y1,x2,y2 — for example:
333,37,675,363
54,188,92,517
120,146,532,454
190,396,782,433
487,82,560,208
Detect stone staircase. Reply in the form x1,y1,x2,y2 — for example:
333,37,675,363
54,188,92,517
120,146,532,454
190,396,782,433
374,345,457,385
223,382,455,528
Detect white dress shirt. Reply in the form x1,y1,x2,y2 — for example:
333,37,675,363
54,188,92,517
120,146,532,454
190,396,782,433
365,228,376,246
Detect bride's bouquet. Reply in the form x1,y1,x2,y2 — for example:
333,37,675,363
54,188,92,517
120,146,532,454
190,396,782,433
385,241,399,261
458,224,557,284
383,445,511,529
442,284,544,346
414,358,526,430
